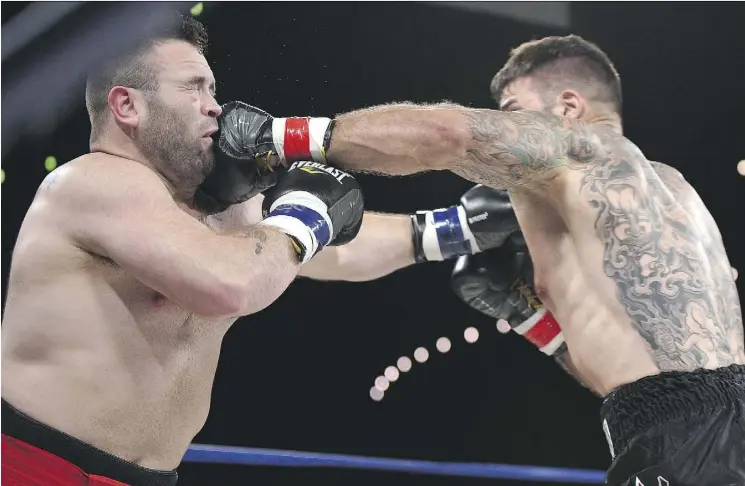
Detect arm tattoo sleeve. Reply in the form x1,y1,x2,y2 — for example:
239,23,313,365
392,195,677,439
451,110,597,189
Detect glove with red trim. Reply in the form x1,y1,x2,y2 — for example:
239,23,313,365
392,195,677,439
450,234,565,356
210,101,335,168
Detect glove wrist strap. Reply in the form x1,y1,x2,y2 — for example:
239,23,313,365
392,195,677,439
260,192,334,264
272,117,333,164
411,206,479,262
512,308,565,356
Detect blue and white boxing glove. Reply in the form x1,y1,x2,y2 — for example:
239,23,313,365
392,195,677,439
410,185,520,262
260,161,364,263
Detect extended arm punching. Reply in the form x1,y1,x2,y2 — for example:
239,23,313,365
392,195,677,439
211,185,522,282
206,201,418,283
298,184,522,281
194,103,528,283
328,104,595,189
209,101,598,189
299,212,414,281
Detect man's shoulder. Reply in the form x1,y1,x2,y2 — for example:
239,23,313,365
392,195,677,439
37,153,168,207
50,152,160,182
647,160,685,180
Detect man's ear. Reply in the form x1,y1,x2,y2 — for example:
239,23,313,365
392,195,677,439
555,89,586,119
107,86,143,130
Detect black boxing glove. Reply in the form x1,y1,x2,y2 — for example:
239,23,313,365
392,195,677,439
195,101,283,214
410,185,520,263
202,100,335,168
260,161,364,263
450,240,565,356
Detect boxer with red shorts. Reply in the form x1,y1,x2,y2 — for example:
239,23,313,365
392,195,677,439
1,12,523,484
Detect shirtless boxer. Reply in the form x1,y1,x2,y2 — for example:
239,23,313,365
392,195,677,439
1,15,517,486
215,34,745,485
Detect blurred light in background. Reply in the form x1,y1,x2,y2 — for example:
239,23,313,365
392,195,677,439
464,327,479,343
44,156,57,172
190,2,204,16
384,366,400,382
436,337,451,353
397,356,412,372
375,376,390,391
414,347,429,363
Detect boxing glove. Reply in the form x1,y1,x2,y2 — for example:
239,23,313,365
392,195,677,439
410,185,520,263
260,161,364,263
200,100,334,168
450,240,565,356
195,102,286,214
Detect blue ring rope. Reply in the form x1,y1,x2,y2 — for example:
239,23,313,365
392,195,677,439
184,443,606,483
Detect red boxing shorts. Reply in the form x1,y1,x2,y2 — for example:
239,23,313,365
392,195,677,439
1,400,177,486
2,434,128,486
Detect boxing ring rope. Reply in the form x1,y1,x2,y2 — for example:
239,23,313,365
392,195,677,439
183,443,606,484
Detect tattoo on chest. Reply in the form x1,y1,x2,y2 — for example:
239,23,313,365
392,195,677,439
579,150,742,370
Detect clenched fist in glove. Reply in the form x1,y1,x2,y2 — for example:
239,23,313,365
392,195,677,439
195,101,291,214
410,185,520,263
450,237,565,356
260,161,364,264
201,100,335,168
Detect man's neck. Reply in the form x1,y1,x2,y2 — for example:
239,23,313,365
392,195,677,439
584,112,623,135
90,139,191,202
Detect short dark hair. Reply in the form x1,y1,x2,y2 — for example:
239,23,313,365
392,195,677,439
85,14,208,142
491,34,622,113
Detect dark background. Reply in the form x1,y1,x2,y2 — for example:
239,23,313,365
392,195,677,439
2,2,744,485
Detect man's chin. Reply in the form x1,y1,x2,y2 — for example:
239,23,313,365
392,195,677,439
195,157,215,183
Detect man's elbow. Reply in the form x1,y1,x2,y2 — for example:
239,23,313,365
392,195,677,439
185,279,246,318
192,276,281,319
419,111,470,169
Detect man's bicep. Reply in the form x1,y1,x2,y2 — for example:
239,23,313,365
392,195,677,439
60,166,194,254
55,163,218,295
451,109,595,189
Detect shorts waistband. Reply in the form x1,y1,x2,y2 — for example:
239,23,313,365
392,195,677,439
1,399,178,486
600,364,745,456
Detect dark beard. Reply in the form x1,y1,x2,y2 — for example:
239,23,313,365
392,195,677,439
137,97,214,192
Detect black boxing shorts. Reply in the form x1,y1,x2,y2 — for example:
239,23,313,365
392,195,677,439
1,399,178,486
600,364,745,486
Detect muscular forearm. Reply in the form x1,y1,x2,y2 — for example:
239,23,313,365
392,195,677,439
189,200,301,317
327,103,585,189
328,103,471,175
299,212,414,281
199,226,301,317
